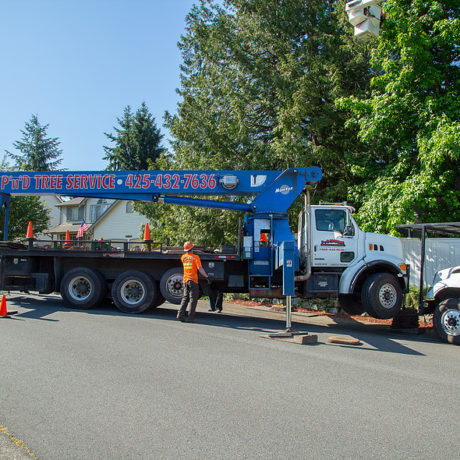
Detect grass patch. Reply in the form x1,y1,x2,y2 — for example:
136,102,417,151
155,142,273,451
0,424,39,459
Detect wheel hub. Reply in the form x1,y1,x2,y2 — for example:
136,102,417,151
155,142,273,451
121,280,145,305
442,310,460,337
70,276,91,301
379,283,397,309
167,275,184,298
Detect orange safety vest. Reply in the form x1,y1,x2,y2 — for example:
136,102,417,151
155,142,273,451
181,253,202,284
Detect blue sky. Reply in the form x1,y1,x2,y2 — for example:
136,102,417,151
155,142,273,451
0,0,198,171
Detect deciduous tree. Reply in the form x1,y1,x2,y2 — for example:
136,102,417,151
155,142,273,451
338,0,459,233
0,156,50,240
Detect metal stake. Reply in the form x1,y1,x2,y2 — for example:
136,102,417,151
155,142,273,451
285,295,292,332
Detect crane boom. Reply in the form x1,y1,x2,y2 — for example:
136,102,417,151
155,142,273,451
0,167,321,214
0,166,322,296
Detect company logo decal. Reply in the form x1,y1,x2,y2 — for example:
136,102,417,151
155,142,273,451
321,239,345,247
275,185,293,195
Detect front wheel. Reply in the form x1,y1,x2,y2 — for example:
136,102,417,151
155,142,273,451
433,298,460,345
338,294,365,316
111,270,157,314
361,273,402,319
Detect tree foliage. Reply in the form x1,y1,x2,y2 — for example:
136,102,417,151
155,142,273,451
103,102,165,171
3,115,58,239
0,156,50,241
338,0,460,233
138,0,373,246
6,114,63,171
0,195,49,241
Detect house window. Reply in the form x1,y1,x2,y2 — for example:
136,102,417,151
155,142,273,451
66,206,84,222
60,234,76,241
126,201,134,213
90,201,110,222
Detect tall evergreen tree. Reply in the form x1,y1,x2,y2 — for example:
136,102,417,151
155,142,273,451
137,0,372,246
103,103,165,170
6,114,63,171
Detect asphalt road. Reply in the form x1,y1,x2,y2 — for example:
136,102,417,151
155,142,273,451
0,293,459,460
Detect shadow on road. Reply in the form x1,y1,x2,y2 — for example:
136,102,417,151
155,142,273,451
6,293,435,356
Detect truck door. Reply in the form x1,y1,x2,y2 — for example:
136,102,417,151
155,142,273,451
311,208,358,267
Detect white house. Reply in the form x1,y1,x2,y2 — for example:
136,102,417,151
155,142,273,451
41,195,148,244
34,195,63,240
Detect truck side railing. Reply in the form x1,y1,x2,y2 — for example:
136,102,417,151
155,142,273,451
4,238,236,257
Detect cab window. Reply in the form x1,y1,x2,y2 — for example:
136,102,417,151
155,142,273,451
315,209,346,232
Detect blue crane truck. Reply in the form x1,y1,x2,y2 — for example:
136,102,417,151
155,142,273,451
0,167,409,319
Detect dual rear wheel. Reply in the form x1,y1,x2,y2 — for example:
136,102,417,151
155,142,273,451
111,270,163,314
60,267,167,314
60,267,106,309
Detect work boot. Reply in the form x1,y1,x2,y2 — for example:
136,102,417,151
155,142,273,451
176,313,185,322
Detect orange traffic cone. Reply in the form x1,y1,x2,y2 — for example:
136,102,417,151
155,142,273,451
26,221,34,239
64,229,72,248
0,294,17,318
143,223,151,241
0,295,8,317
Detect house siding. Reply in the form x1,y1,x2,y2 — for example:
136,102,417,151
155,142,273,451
37,195,62,239
91,201,146,241
39,196,147,242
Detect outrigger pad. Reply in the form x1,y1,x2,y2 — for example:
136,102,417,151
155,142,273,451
261,332,318,344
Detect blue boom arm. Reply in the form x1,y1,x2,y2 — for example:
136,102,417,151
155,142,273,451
0,167,321,215
0,167,322,296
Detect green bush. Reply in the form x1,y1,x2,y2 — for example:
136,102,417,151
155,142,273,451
404,286,426,310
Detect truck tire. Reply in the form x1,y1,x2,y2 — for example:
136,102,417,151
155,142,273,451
160,268,184,305
60,267,106,309
338,294,365,316
111,270,157,314
151,290,165,309
361,272,402,319
433,298,460,345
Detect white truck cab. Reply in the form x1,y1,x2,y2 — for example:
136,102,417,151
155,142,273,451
426,266,460,345
298,204,409,319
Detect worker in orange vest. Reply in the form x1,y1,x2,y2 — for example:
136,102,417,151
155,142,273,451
260,231,269,247
177,241,209,323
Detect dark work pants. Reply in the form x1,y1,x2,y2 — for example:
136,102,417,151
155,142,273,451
209,290,223,311
178,281,199,320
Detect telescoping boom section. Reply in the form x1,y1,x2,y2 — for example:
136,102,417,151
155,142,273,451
0,167,321,212
0,167,322,297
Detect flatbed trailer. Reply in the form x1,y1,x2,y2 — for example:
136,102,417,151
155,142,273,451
0,238,250,313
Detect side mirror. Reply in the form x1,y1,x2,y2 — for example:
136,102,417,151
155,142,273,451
343,225,354,237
